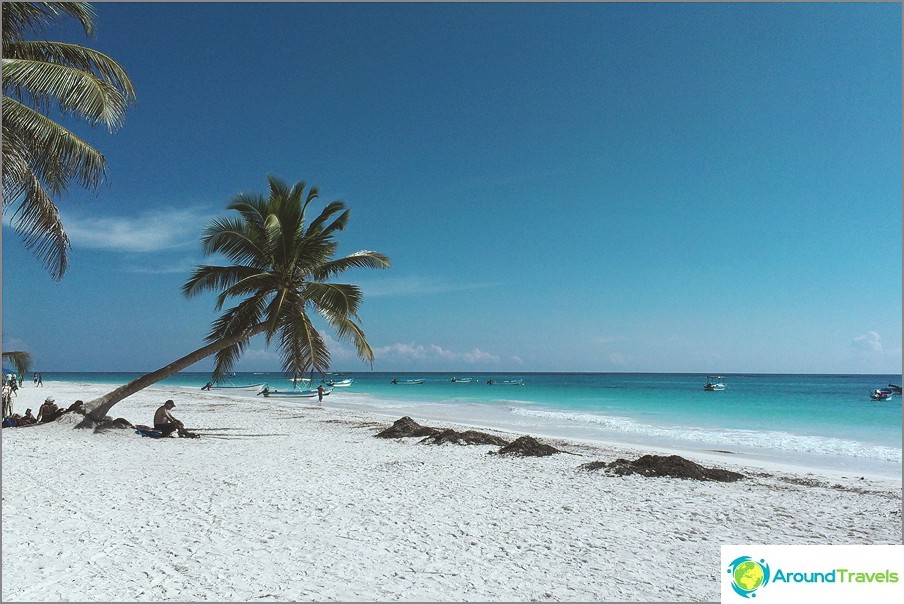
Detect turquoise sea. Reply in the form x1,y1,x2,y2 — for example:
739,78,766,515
43,372,902,478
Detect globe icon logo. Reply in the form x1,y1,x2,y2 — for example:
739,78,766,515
726,556,771,598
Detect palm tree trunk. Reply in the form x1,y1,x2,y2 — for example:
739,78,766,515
82,324,268,423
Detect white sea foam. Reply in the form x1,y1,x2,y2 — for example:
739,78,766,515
509,407,902,462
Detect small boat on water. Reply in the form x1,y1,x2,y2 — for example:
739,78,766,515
391,379,424,385
870,388,894,401
260,388,331,398
487,378,524,386
451,377,473,383
703,376,726,391
325,378,354,388
205,381,265,391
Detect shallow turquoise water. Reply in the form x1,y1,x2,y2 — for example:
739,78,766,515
42,371,902,477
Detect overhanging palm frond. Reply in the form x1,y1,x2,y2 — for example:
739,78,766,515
3,57,132,129
278,309,330,377
10,170,70,278
314,251,392,280
2,2,135,280
3,97,108,194
2,2,95,44
2,351,34,377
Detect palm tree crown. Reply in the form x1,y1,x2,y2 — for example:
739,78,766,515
2,2,136,280
182,177,391,382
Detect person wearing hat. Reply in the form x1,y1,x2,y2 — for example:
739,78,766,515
37,397,60,423
153,400,189,437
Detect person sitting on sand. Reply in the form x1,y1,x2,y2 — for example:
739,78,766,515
153,400,190,437
17,409,36,426
202,381,213,391
37,397,61,423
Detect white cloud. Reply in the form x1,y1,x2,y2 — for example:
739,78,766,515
64,207,213,253
852,331,883,353
374,341,500,365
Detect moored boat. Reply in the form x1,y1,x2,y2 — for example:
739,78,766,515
325,378,354,388
703,376,726,391
870,388,894,401
260,388,331,398
209,382,265,390
391,378,424,385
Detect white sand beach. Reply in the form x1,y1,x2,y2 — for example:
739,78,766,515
2,381,901,602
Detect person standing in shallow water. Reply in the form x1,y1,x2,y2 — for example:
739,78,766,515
316,385,324,404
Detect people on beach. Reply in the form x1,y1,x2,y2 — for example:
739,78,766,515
37,397,61,423
153,400,191,437
202,381,212,391
1,384,12,418
317,385,325,403
37,373,43,387
18,409,36,426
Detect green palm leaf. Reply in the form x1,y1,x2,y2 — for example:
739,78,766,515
2,2,135,280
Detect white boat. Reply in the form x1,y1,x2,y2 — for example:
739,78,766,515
451,377,473,383
325,378,354,388
260,388,331,398
208,382,265,390
870,388,894,401
391,379,424,385
703,376,726,391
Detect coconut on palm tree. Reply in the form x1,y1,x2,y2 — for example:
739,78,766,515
2,2,136,280
81,177,390,423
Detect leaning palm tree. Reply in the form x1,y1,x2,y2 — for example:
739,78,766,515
2,2,136,280
81,177,390,423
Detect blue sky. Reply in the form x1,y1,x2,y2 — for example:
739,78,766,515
2,2,901,374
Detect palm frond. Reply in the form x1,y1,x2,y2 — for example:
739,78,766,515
303,282,361,317
200,216,266,265
227,193,269,229
313,250,391,280
3,3,95,44
278,310,330,377
3,96,107,195
182,264,266,300
6,170,70,279
306,201,347,235
317,310,375,366
2,351,34,377
3,56,133,130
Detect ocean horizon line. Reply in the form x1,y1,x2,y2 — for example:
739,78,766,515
30,370,903,378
